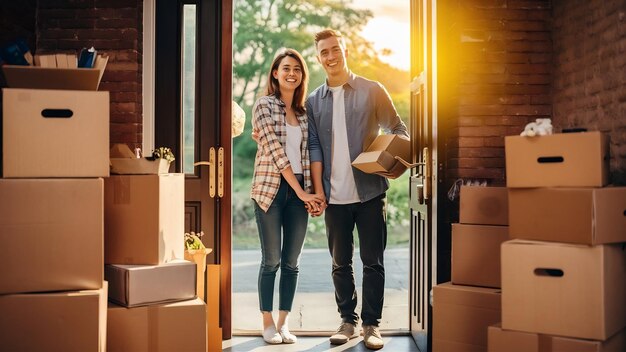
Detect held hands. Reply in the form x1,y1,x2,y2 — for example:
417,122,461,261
303,193,327,217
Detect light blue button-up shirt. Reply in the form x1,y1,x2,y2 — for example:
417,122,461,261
306,72,409,203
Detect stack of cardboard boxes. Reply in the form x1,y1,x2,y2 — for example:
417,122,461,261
104,171,208,351
0,73,110,350
489,131,626,351
0,64,210,350
433,186,509,351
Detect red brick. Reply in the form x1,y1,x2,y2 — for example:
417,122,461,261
458,116,484,126
103,70,139,82
95,18,138,29
458,137,485,148
484,116,529,126
456,168,506,180
509,1,552,10
37,8,77,19
111,102,138,114
38,0,95,9
458,147,505,158
458,126,509,137
95,0,138,8
506,20,549,31
111,112,141,123
507,63,550,74
484,136,505,147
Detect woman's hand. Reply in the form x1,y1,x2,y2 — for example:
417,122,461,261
304,192,327,217
297,191,324,204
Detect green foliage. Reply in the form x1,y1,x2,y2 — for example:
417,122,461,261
232,0,412,249
184,231,206,250
151,147,175,163
233,0,373,105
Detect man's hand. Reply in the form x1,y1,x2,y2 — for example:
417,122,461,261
251,128,260,143
375,161,406,179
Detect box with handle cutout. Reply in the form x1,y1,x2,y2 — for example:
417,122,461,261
2,88,109,177
504,131,609,187
501,239,626,341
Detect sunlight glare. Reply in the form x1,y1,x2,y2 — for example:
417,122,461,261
352,0,410,71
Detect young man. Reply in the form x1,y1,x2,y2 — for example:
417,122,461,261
306,29,409,350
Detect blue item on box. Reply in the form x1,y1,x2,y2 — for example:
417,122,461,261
78,47,97,68
0,39,31,66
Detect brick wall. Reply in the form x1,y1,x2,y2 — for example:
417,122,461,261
552,0,626,185
37,0,144,150
437,0,553,282
442,0,553,188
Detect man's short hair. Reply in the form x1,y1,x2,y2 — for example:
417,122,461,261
314,29,345,48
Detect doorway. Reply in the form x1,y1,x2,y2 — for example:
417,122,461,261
230,0,413,335
149,0,438,345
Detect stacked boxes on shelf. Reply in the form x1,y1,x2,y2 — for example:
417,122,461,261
103,172,208,351
0,73,109,351
489,131,626,351
433,186,509,351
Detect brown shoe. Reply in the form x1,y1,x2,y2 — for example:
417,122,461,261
329,322,358,345
362,325,384,350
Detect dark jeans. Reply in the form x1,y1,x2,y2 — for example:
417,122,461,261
325,194,387,326
253,175,308,312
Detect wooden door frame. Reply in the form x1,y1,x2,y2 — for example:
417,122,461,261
218,0,233,339
409,0,438,350
151,0,233,339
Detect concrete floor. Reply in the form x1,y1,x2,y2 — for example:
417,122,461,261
232,248,410,333
223,334,421,351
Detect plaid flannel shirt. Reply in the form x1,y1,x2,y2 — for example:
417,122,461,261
250,95,312,212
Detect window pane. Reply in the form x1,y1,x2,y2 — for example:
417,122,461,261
182,4,196,174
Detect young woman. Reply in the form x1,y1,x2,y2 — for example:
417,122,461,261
250,48,324,344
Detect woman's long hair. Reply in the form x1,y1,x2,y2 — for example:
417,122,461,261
265,48,309,115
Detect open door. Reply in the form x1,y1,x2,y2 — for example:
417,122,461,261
154,0,233,338
409,0,437,350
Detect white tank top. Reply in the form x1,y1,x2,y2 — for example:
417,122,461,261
285,122,303,174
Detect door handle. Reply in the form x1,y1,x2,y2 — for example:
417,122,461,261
217,147,224,198
193,147,216,198
397,147,431,200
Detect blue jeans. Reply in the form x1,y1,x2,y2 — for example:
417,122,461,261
325,194,387,326
253,175,308,312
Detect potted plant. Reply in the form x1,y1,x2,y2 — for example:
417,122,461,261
184,231,212,299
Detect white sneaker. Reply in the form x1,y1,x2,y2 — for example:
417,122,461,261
279,326,297,344
262,326,282,344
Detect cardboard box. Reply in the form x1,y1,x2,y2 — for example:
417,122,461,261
460,186,508,225
105,260,196,307
452,224,509,288
0,284,107,352
509,187,626,245
104,174,184,265
109,143,172,174
433,282,502,352
2,88,110,177
352,134,410,174
488,324,626,352
2,55,107,90
505,132,609,187
502,240,626,340
0,178,104,294
110,158,172,174
107,298,207,352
